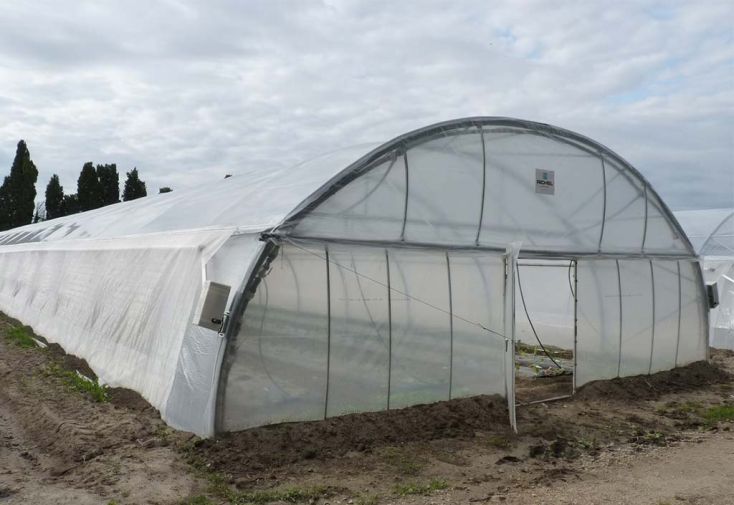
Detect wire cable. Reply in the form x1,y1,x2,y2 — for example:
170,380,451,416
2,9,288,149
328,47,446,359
515,263,563,369
283,238,508,343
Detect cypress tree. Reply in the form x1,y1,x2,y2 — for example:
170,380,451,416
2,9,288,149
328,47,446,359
0,140,39,231
61,194,80,216
96,163,120,205
122,168,147,201
45,174,64,220
77,162,103,211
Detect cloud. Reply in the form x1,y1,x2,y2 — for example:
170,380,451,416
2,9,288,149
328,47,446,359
0,0,731,209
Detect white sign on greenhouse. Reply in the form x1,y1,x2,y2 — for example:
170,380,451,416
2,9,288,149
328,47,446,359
0,118,709,437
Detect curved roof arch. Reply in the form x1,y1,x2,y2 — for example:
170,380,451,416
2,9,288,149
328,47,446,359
275,117,695,257
674,208,734,257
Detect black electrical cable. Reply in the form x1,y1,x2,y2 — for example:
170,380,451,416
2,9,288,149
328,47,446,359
567,260,575,298
515,263,563,369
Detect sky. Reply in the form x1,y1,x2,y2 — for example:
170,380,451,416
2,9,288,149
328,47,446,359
0,0,731,210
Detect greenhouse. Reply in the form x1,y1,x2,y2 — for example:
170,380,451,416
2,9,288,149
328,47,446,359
675,208,734,349
0,117,708,437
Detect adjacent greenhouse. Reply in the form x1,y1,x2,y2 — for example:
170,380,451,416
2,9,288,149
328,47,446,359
0,118,709,437
675,208,734,349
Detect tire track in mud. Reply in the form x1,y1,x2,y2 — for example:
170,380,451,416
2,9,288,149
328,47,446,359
0,316,200,504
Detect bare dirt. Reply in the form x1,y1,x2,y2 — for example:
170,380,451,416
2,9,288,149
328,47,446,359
2,311,734,504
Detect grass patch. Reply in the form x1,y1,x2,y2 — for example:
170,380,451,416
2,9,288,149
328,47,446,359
238,486,330,504
5,325,36,348
46,364,109,402
179,497,214,505
381,447,425,475
394,479,448,496
703,405,734,424
182,442,333,504
355,494,380,505
485,434,513,449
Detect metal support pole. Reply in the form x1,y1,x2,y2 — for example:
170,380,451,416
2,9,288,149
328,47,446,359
648,259,656,375
616,259,623,377
642,184,649,253
400,151,409,241
675,261,682,367
598,156,607,253
573,259,578,395
446,251,454,400
324,245,332,419
385,248,392,410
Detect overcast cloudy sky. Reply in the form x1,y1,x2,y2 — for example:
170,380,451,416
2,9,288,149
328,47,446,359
0,0,731,210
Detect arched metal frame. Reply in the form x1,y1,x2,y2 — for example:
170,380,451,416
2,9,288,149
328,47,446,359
214,117,708,434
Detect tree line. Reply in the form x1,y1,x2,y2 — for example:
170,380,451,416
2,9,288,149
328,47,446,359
0,140,153,232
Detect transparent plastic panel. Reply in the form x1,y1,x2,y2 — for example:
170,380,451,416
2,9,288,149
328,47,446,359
293,154,407,240
650,260,681,372
479,128,604,252
576,259,621,386
447,252,506,398
618,260,654,377
703,212,734,256
644,191,688,253
326,246,390,416
709,263,734,349
404,130,484,244
515,260,575,350
677,260,707,366
388,249,451,409
600,158,646,252
222,244,329,431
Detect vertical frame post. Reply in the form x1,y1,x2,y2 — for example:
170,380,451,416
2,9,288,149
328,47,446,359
324,245,332,420
446,251,454,400
573,259,578,395
616,259,623,377
648,259,656,375
675,261,682,367
504,244,520,433
385,248,392,410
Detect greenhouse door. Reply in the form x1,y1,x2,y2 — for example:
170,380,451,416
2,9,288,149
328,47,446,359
504,247,519,432
514,258,576,408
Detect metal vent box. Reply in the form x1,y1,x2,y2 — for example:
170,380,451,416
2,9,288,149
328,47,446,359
194,281,231,331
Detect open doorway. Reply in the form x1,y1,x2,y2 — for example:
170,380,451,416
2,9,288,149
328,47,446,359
514,258,576,406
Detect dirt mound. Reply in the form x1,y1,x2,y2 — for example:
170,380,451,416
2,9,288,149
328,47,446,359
198,395,507,472
575,360,731,402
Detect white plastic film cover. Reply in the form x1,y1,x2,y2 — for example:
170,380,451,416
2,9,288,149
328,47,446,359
165,233,264,435
618,260,654,376
576,258,706,387
677,260,707,365
447,252,506,398
649,260,680,372
674,209,734,349
221,243,329,431
0,229,234,430
327,245,391,416
387,248,452,409
479,129,604,251
289,121,688,258
404,129,484,244
576,259,621,386
221,242,509,431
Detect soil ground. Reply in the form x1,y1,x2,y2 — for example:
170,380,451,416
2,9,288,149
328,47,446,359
1,313,734,504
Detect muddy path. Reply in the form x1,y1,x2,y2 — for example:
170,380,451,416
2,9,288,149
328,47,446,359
1,310,734,504
0,315,202,504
